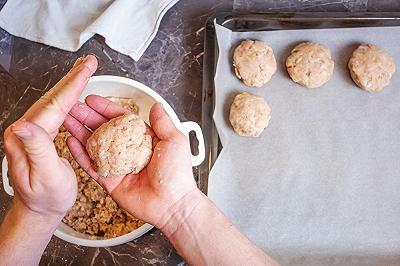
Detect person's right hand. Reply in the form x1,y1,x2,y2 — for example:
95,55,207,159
62,96,278,266
64,96,200,228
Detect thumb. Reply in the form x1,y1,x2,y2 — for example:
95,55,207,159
11,120,61,168
149,103,184,142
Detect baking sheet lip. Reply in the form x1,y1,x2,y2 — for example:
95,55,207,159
211,12,400,32
199,15,219,195
200,11,400,196
214,11,400,21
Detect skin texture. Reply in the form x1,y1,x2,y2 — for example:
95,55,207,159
0,55,98,265
0,56,278,266
64,96,198,225
66,97,277,266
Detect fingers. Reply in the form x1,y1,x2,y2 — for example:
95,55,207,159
66,136,122,193
63,114,92,145
22,55,98,137
66,136,100,182
72,56,84,68
146,125,156,140
3,127,30,187
47,55,98,107
149,103,183,142
4,127,27,165
69,102,108,130
10,121,61,170
152,135,160,148
85,95,129,119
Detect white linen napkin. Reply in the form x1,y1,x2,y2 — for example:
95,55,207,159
0,0,179,61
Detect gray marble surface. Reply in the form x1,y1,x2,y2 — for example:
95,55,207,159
1,0,400,265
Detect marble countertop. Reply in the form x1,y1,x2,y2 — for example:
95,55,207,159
1,0,400,265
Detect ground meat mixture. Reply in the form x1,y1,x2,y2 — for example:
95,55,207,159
105,96,139,114
54,98,144,238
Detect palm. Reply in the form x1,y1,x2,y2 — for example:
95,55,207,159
65,96,197,226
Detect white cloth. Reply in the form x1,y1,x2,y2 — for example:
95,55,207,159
0,0,178,61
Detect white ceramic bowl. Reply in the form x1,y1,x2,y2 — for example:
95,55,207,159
1,75,205,247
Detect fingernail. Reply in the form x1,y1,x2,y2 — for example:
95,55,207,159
11,124,32,139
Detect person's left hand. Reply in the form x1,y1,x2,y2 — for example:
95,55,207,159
3,55,98,221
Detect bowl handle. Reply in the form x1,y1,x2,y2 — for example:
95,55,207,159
179,121,206,167
2,156,14,196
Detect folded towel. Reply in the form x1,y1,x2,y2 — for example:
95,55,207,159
0,0,179,61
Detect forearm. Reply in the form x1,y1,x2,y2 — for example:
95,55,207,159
0,200,61,266
160,190,278,266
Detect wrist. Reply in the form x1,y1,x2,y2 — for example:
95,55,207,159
8,199,64,234
0,200,63,266
158,188,207,238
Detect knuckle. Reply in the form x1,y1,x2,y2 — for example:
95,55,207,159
4,126,12,139
4,126,15,151
174,131,189,144
24,138,52,158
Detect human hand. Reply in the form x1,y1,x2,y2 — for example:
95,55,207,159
3,55,98,222
64,95,199,227
63,96,277,266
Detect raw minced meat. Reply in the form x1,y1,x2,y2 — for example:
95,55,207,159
105,96,139,114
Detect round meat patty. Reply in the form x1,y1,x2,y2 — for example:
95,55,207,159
233,40,277,87
348,43,396,92
286,42,334,88
229,92,271,137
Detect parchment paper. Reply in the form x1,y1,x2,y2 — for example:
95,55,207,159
209,22,400,265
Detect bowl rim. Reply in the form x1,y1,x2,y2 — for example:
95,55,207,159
54,223,154,247
86,75,181,126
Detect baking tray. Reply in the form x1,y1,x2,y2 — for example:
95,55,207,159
199,12,400,195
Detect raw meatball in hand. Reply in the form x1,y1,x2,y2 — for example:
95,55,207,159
64,95,198,228
86,114,153,177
